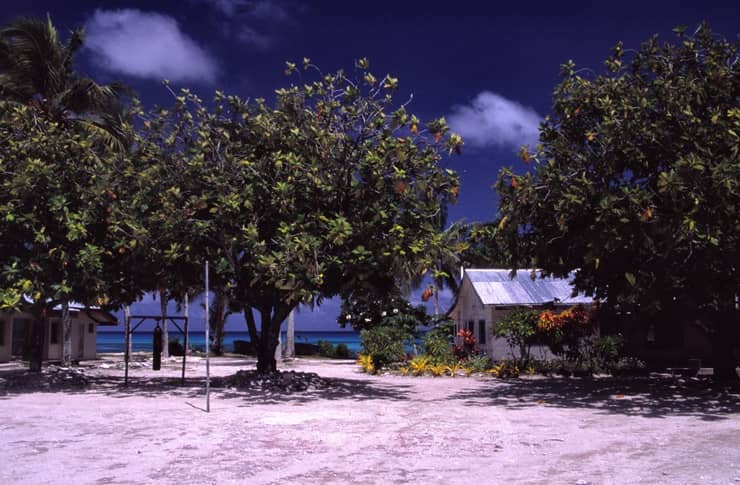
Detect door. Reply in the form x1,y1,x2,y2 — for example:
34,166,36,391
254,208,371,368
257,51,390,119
11,318,31,357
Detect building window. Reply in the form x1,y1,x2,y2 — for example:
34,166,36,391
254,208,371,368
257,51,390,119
88,323,94,334
0,320,4,346
50,320,60,344
467,320,474,332
478,319,486,344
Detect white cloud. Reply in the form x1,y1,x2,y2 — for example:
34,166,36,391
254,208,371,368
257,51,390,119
208,0,249,16
237,26,272,49
85,9,218,84
251,1,290,22
196,0,290,22
448,91,542,151
193,0,292,49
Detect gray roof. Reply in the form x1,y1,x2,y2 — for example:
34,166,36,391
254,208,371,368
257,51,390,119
466,269,593,306
21,296,118,324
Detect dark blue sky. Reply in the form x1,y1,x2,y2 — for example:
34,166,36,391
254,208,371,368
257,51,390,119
4,1,737,331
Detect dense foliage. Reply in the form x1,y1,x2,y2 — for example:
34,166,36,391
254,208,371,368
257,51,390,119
496,24,739,378
128,59,461,372
493,308,540,365
0,17,130,368
359,326,410,371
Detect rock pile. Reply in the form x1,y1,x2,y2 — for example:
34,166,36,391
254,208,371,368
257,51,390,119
0,365,89,392
213,370,330,393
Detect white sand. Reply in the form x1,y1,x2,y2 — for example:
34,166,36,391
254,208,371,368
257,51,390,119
2,355,740,484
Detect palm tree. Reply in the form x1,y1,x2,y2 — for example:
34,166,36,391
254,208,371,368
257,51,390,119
0,15,131,368
425,219,467,318
0,15,130,149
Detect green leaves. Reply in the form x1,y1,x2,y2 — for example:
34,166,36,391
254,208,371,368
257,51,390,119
624,272,636,286
496,23,739,317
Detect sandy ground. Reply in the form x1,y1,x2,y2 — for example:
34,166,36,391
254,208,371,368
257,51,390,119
1,355,740,485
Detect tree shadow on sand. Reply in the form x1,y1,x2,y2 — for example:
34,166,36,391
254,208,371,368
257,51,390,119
0,370,413,404
213,377,412,405
449,376,740,421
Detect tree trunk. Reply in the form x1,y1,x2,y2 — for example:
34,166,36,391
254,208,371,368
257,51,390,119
712,307,739,381
256,333,278,373
433,277,441,319
275,326,282,364
285,309,295,358
61,300,72,366
258,307,279,373
245,304,292,374
244,307,272,372
159,290,169,358
210,291,228,356
28,305,47,372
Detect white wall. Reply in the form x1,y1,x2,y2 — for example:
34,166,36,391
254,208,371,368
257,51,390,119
0,310,102,363
451,282,555,361
0,314,11,363
453,276,492,355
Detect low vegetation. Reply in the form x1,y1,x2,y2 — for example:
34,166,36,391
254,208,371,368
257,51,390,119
357,305,646,378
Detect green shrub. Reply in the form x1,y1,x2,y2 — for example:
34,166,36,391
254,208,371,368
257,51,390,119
317,339,335,357
613,356,646,374
360,326,409,370
233,339,252,354
465,354,493,373
494,308,539,365
294,342,319,355
423,321,455,365
168,338,185,356
316,340,352,358
334,343,351,358
582,334,624,372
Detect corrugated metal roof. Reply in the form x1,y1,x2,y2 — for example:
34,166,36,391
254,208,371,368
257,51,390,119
20,296,118,324
466,269,593,306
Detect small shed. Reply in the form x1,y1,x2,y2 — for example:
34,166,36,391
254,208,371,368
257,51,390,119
0,303,117,363
448,269,593,358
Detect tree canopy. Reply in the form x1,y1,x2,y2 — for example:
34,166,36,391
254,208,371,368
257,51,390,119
0,16,131,368
495,24,739,377
130,59,462,372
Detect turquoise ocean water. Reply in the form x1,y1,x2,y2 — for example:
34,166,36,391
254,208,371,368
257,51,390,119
97,331,363,354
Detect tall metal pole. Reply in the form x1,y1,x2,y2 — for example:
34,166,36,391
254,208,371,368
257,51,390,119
205,261,210,413
182,293,189,384
160,290,169,359
124,305,130,386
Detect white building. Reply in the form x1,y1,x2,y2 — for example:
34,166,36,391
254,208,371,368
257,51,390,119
0,303,117,363
448,269,593,358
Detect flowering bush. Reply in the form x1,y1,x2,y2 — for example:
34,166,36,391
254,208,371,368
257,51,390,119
487,359,520,378
408,355,431,376
453,329,480,360
357,354,375,374
537,305,594,362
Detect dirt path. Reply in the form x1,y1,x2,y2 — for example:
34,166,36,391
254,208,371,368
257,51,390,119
1,356,739,484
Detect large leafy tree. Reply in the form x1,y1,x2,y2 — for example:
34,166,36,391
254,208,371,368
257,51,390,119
135,59,461,372
0,16,131,369
496,24,739,378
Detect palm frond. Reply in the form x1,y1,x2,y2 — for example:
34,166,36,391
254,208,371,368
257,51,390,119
0,16,133,151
